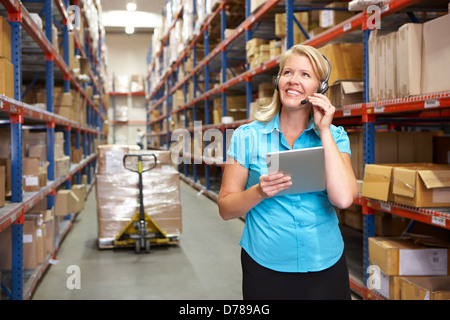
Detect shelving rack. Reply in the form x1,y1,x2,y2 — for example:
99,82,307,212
146,0,450,299
109,77,146,144
0,0,107,300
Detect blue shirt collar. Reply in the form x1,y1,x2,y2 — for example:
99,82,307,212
262,112,319,136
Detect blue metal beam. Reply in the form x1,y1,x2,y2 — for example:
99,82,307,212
362,28,375,285
286,0,294,49
245,0,252,118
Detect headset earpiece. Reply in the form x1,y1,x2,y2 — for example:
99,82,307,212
275,75,280,91
317,80,329,94
317,55,331,94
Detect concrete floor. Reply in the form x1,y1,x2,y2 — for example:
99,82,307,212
32,180,245,300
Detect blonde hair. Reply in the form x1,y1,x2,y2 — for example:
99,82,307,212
255,44,330,123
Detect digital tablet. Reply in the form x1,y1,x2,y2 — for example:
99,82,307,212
266,146,325,195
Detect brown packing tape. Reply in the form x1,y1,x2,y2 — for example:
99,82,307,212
392,177,416,197
362,172,390,183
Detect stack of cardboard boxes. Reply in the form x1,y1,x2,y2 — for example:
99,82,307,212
212,95,247,124
362,162,450,209
54,132,70,180
54,184,86,217
368,236,450,300
275,12,309,48
249,82,275,120
369,14,450,101
0,184,85,270
246,38,269,70
340,130,450,236
0,199,54,270
348,130,437,181
0,16,13,99
95,146,182,248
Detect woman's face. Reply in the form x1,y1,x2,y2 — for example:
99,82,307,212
278,54,319,110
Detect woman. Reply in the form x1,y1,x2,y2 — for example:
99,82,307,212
218,44,358,300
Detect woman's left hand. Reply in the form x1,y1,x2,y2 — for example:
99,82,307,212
308,93,335,133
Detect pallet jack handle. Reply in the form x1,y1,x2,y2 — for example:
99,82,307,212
123,153,157,221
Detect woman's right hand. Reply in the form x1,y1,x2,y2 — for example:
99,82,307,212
258,173,292,198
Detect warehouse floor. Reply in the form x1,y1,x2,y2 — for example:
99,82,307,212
31,179,361,300
31,180,245,300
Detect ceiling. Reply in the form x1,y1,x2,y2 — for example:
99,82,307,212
100,0,166,15
99,0,166,34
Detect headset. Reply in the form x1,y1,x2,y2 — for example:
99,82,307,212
275,54,331,104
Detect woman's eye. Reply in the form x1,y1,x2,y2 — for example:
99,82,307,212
283,70,291,75
302,72,310,78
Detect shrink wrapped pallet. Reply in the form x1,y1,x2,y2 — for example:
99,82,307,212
95,146,182,248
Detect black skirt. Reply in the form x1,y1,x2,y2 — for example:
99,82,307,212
241,248,351,300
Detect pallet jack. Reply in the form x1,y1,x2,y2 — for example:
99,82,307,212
114,153,171,253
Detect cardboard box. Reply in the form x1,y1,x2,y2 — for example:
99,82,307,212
392,164,450,207
362,163,450,204
330,79,363,107
318,43,363,87
55,156,70,179
44,209,54,255
36,88,73,107
250,0,266,13
377,34,387,101
421,14,450,94
25,213,47,264
0,57,14,98
361,163,396,202
55,189,79,216
71,184,86,213
275,12,309,44
319,2,354,28
369,237,449,276
54,105,71,119
372,270,410,300
54,131,65,159
401,276,450,300
39,162,48,188
384,32,397,99
368,30,378,101
0,16,12,61
23,220,38,269
71,147,83,164
396,23,423,98
79,56,90,76
28,144,47,165
0,158,11,195
23,157,41,192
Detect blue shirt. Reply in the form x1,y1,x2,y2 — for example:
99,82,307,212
227,112,351,272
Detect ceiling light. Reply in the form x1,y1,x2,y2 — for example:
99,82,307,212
126,2,137,12
125,26,135,34
101,11,162,29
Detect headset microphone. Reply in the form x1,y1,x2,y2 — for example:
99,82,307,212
301,99,308,104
